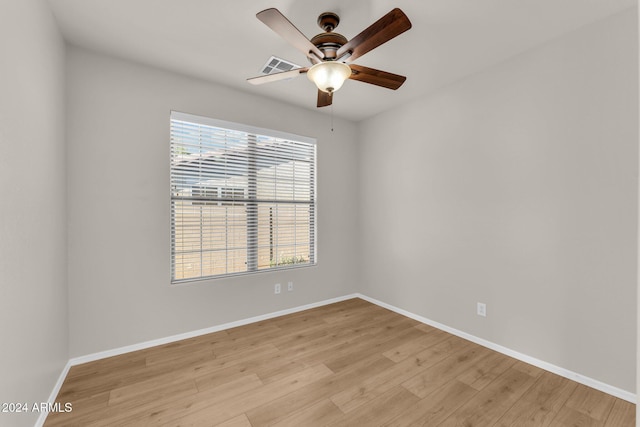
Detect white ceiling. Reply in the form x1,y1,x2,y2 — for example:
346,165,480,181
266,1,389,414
47,0,636,122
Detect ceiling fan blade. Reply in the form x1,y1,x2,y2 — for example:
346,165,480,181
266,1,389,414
348,64,406,90
336,8,411,62
247,68,308,85
257,8,324,62
317,90,332,108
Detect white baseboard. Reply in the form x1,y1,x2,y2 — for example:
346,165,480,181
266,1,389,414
69,293,359,366
34,359,72,427
40,290,635,426
356,293,636,404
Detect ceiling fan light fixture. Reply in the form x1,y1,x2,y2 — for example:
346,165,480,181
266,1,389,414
307,61,351,93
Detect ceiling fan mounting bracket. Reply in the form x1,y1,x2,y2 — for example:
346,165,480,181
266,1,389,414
317,12,340,32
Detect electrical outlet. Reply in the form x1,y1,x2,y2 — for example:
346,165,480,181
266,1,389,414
274,283,281,294
477,302,487,317
288,281,293,291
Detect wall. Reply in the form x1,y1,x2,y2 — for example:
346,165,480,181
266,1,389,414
0,0,68,426
637,3,640,423
66,47,359,357
358,9,638,392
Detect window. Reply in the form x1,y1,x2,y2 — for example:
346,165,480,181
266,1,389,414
170,112,317,283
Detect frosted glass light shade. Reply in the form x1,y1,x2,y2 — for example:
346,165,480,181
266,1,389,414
307,61,352,93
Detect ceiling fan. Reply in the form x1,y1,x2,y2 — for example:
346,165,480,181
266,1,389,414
247,8,412,107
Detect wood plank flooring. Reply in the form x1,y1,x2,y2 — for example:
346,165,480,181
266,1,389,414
45,298,635,426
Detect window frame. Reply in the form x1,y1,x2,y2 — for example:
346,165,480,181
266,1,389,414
170,111,317,284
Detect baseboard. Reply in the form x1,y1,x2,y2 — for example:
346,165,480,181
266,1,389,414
34,359,72,427
69,293,359,366
356,293,636,404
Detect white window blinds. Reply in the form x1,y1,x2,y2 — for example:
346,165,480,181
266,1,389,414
170,112,317,283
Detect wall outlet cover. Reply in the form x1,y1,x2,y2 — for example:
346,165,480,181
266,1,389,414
477,302,487,317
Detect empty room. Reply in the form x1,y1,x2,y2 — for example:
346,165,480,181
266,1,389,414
1,0,639,426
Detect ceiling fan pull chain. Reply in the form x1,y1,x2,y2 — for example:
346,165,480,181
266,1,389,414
331,103,334,132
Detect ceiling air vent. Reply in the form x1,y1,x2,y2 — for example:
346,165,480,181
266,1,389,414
260,56,302,75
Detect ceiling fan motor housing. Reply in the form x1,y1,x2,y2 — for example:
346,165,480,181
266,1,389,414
310,32,348,60
310,12,348,61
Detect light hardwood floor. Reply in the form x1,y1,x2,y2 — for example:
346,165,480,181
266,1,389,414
45,298,635,426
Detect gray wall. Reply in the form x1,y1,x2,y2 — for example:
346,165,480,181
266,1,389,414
0,0,68,426
637,4,640,422
358,9,638,393
66,47,359,357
